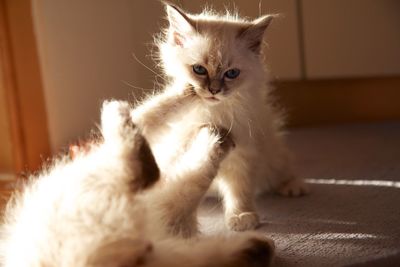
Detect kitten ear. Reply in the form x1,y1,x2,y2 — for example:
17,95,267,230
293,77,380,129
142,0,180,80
239,15,274,54
165,4,195,46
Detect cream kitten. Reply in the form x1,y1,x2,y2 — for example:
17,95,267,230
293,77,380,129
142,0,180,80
0,100,274,267
133,4,309,232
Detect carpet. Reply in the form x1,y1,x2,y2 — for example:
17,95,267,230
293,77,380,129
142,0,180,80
199,122,400,266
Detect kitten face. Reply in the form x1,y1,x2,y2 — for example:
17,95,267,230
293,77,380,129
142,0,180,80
185,37,247,103
160,5,273,105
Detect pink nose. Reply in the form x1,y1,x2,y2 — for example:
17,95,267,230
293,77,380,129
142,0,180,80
209,87,221,95
209,79,222,94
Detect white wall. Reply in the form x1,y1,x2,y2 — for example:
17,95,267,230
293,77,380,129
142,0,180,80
302,0,400,78
32,0,164,151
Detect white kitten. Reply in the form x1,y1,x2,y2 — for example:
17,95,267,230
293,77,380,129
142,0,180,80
133,3,309,232
0,100,274,267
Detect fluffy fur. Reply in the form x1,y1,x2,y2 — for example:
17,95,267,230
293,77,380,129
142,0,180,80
135,3,309,231
0,100,274,267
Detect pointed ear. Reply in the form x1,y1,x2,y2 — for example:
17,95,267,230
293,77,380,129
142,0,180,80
238,15,274,54
165,4,195,46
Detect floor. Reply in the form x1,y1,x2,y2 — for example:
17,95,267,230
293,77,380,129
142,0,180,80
199,122,400,267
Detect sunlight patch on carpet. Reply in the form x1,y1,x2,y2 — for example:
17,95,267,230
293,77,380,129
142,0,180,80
309,233,378,240
306,179,400,188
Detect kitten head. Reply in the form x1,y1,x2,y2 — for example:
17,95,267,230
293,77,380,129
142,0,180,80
158,4,274,104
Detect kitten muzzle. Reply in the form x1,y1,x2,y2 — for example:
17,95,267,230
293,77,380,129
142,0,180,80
208,78,223,95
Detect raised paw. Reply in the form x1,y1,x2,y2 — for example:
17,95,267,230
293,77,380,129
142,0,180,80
182,84,198,97
233,233,275,267
207,126,235,159
214,127,236,151
278,178,310,197
227,212,260,232
193,125,235,165
101,100,135,142
101,101,159,191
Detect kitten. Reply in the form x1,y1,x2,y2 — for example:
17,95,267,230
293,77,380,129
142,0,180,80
132,3,309,232
0,100,274,267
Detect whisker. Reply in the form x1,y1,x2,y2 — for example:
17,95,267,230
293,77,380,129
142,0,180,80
247,120,253,138
227,104,235,135
227,118,234,136
131,53,168,83
233,92,255,139
121,80,153,93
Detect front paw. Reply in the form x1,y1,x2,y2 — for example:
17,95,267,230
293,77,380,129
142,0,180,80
182,84,197,97
101,100,135,141
233,233,275,267
227,212,259,232
198,125,235,162
278,178,310,197
213,127,235,158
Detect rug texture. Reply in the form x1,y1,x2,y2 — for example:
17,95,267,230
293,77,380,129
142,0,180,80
199,122,400,267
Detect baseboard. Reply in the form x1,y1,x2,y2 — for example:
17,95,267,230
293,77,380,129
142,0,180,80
274,76,400,127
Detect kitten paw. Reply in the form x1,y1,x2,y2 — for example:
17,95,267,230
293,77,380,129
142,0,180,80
199,125,235,161
227,212,260,231
101,100,135,141
213,127,235,154
278,178,310,197
234,233,275,267
182,84,197,97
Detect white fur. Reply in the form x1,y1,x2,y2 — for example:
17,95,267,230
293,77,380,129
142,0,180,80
0,101,274,267
136,4,309,231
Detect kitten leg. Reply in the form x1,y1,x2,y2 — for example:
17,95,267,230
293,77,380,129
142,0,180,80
277,176,309,197
149,125,234,238
262,145,309,197
276,159,310,197
100,100,160,191
88,238,153,267
217,155,260,231
131,86,196,136
148,232,275,267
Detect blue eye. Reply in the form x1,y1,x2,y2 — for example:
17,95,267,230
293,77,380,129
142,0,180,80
193,64,208,75
224,68,240,79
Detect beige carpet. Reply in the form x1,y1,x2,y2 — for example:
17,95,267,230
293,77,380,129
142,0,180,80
199,122,400,266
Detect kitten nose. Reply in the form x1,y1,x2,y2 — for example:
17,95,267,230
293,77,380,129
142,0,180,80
209,79,222,95
209,87,221,95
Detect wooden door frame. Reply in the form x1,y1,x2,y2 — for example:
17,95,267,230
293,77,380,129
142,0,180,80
0,0,50,174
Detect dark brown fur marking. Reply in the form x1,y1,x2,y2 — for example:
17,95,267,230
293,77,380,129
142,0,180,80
229,238,274,267
136,136,160,190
